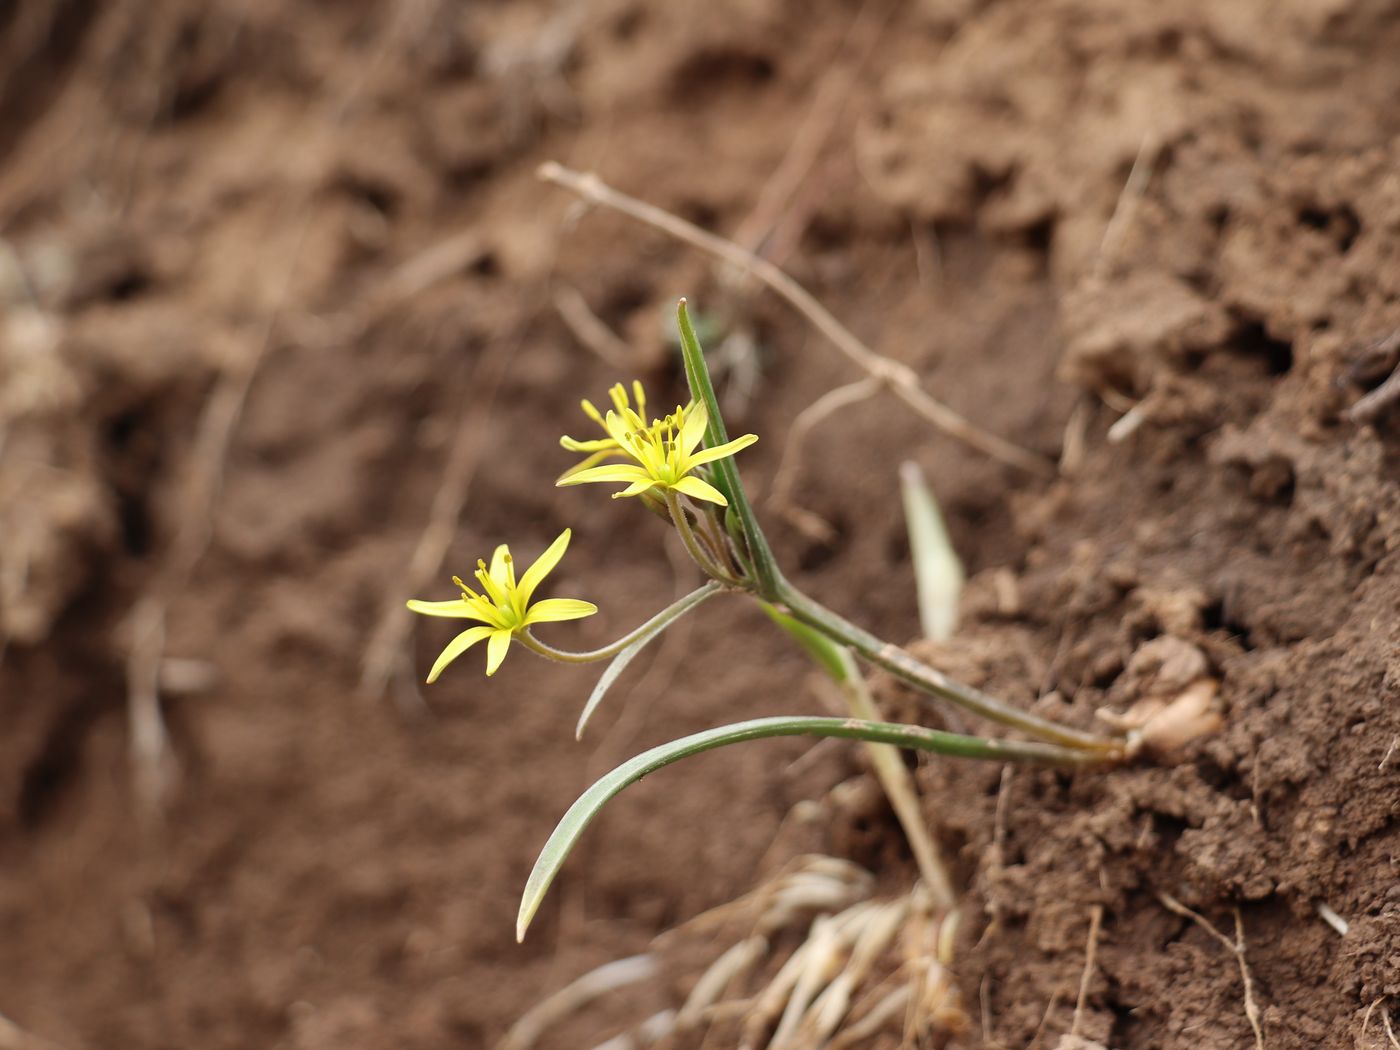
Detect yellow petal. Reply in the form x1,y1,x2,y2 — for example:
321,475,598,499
489,544,515,590
485,629,513,676
671,475,729,505
687,432,758,467
581,398,605,427
560,435,617,452
406,598,478,619
517,529,571,607
602,409,634,446
615,479,657,498
557,464,653,487
425,625,494,683
524,597,598,625
679,400,709,454
556,449,626,484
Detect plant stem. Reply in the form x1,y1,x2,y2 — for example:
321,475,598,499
520,581,724,664
665,489,741,585
778,584,1124,756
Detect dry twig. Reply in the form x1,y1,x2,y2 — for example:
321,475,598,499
1070,905,1104,1037
1157,893,1265,1049
767,376,880,540
537,163,1053,477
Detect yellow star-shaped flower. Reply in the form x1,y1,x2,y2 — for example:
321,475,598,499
407,529,596,681
557,400,756,506
558,381,660,482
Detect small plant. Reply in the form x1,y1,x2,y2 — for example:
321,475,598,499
408,299,1133,942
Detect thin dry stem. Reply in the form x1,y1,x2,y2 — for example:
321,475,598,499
499,954,658,1050
537,162,1053,476
359,342,512,701
827,984,909,1049
552,284,635,368
1070,905,1104,1037
768,376,880,540
1157,893,1265,1050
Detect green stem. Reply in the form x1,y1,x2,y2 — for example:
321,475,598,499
778,585,1123,755
665,489,741,585
520,581,723,664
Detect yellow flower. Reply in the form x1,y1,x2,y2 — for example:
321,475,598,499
557,400,757,506
407,529,596,681
558,381,657,482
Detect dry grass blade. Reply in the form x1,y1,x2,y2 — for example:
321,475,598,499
827,983,910,1049
499,954,659,1050
537,163,1053,476
588,1009,676,1050
798,897,910,1044
899,460,964,643
1157,893,1265,1049
829,666,956,910
676,936,767,1031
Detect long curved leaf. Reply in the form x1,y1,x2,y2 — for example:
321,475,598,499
517,715,1102,940
676,299,785,598
576,582,722,739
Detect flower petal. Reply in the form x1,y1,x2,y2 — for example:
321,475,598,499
560,435,617,453
556,463,653,487
524,597,599,625
671,475,729,505
489,544,515,590
614,479,657,498
406,598,481,619
517,529,571,607
485,629,513,676
679,400,709,454
687,432,758,467
425,625,495,683
556,449,627,484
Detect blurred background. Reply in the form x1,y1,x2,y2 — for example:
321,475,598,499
2,1,1399,1048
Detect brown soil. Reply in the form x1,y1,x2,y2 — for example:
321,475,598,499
2,1,1398,1048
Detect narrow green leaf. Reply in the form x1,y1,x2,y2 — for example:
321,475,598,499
760,602,854,684
517,715,1104,940
676,299,785,599
576,582,722,739
899,461,964,642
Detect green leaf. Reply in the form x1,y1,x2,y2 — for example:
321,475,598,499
676,299,784,599
517,715,1101,940
576,582,722,739
760,602,854,683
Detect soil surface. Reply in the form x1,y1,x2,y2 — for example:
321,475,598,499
2,2,1398,1048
